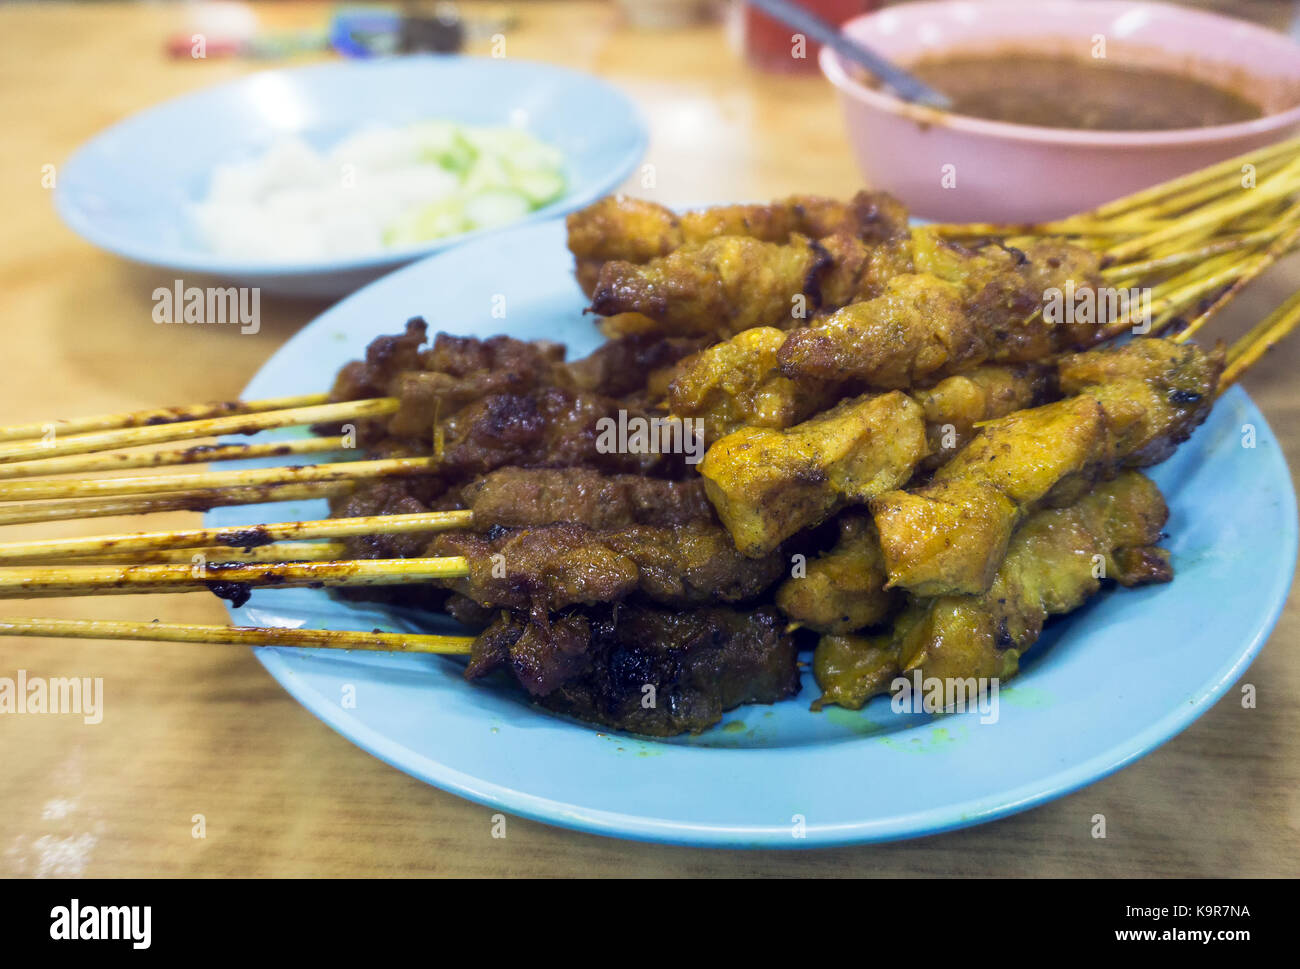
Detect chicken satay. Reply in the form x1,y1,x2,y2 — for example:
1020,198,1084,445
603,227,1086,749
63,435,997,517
775,512,895,634
429,521,784,614
777,234,1104,386
667,323,1049,453
567,196,684,295
698,391,927,557
776,273,980,387
814,470,1172,710
915,363,1054,470
666,326,840,440
566,192,908,291
590,234,829,338
871,338,1221,597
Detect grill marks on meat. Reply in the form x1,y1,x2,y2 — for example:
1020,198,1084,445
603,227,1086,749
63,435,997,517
387,333,565,439
467,605,801,735
429,522,783,614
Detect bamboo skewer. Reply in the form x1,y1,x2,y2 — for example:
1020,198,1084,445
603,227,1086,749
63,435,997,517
0,482,356,527
0,510,473,563
0,435,347,481
0,398,396,464
0,617,474,653
84,542,350,566
0,456,437,502
0,393,330,444
0,556,469,599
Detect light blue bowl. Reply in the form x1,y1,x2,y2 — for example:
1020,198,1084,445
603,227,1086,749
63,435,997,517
54,56,646,298
206,218,1298,847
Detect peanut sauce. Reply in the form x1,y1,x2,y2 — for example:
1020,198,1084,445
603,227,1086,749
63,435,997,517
901,53,1265,131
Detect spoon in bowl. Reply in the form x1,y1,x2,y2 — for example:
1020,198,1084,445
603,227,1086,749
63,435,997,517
742,0,952,109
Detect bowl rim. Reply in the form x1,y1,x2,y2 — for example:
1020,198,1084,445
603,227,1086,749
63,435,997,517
820,0,1300,148
52,53,648,280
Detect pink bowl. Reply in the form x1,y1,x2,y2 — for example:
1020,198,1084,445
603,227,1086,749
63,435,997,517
820,0,1300,222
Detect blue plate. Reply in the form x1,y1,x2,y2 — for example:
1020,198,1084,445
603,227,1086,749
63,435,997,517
207,219,1298,847
54,56,645,298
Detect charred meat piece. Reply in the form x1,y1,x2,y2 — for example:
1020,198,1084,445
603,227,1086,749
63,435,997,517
557,332,707,401
537,605,801,735
460,468,713,530
387,333,566,439
438,386,689,479
329,317,430,404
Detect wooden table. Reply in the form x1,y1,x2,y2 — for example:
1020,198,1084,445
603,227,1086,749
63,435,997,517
1,1,1297,877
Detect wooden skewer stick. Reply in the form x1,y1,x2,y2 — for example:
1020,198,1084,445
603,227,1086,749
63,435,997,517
0,482,356,527
1176,216,1300,343
0,456,437,502
81,542,350,566
0,509,473,563
0,435,347,482
1086,136,1300,221
1099,227,1283,281
0,398,397,465
0,393,330,444
0,556,469,599
1105,156,1300,263
0,617,474,654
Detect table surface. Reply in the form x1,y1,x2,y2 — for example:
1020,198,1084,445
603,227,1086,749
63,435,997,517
1,1,1297,877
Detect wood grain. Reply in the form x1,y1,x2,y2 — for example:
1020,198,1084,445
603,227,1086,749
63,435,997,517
0,1,1296,876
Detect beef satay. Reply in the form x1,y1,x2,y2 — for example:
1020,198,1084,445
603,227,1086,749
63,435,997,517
429,521,784,614
460,468,713,530
466,603,799,734
870,339,1222,597
814,470,1172,710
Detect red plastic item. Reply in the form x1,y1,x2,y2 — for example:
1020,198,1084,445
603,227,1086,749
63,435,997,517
739,0,879,74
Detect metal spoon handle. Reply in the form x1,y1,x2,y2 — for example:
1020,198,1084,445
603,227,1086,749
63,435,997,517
742,0,951,109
